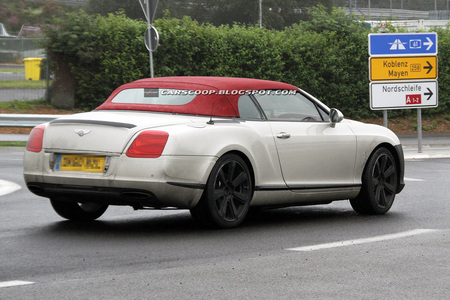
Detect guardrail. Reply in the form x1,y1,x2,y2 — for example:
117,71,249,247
0,114,62,127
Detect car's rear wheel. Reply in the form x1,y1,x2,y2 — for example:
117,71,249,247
50,196,108,221
190,153,253,228
350,147,398,214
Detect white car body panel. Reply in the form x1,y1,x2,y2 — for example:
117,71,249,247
44,111,195,153
269,120,357,188
344,119,402,177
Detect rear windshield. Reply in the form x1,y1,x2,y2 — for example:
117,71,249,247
111,88,196,105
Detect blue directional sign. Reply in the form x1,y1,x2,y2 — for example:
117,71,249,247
369,33,437,56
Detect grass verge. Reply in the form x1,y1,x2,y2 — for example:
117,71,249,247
0,68,24,74
0,99,52,112
0,80,49,88
0,141,27,147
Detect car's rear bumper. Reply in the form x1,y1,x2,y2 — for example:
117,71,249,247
23,151,216,208
25,181,205,209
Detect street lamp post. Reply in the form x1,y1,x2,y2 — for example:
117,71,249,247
390,0,393,17
259,0,262,29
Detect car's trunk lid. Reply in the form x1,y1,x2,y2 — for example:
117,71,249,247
43,110,190,153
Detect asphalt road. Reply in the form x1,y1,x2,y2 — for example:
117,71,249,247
0,88,46,102
0,148,448,299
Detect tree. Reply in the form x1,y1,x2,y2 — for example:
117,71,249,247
174,0,334,29
42,10,148,109
42,10,97,109
84,0,334,29
85,0,143,19
0,0,74,34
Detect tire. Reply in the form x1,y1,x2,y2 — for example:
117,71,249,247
350,147,398,215
50,196,108,221
190,153,253,229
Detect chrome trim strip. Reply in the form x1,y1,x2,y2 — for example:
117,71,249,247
50,119,136,129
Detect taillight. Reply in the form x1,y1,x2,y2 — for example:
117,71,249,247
126,130,169,158
26,124,46,152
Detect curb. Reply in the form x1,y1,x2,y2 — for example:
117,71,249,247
403,149,450,160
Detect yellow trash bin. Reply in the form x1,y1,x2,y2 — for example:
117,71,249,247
23,58,42,80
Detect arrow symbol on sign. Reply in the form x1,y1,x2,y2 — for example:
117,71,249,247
424,88,433,100
423,37,433,51
424,61,433,74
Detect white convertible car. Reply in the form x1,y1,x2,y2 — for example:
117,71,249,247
24,77,405,228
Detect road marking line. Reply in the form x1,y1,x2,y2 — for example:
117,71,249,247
405,177,425,182
0,281,35,288
0,179,21,197
286,229,440,252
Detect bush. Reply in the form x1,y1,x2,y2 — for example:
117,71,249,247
73,12,149,109
435,27,449,116
153,17,285,80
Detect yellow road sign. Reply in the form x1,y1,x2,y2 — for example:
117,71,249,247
370,56,437,81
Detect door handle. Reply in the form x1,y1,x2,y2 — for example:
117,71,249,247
276,132,291,139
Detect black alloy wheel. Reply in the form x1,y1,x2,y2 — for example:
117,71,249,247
190,153,253,228
350,147,398,215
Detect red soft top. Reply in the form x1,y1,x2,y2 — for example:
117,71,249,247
96,76,299,117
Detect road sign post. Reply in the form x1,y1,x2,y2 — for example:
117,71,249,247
368,32,438,153
140,0,159,78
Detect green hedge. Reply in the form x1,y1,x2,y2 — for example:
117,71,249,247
43,7,449,118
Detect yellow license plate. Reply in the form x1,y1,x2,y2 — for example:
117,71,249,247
56,155,105,173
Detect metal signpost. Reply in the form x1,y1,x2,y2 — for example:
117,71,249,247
368,32,438,153
139,0,159,78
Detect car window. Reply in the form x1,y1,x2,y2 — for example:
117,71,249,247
238,95,263,120
254,92,323,121
111,88,196,105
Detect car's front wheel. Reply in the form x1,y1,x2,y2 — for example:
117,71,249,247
50,196,108,221
190,153,253,229
350,147,398,214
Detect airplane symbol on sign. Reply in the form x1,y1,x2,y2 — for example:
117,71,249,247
389,39,407,50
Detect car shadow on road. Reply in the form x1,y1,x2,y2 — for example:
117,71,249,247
37,203,406,239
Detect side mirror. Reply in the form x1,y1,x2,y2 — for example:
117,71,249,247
329,108,344,128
